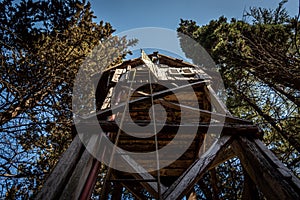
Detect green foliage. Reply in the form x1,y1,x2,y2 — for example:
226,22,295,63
0,0,135,198
178,0,300,198
194,158,244,199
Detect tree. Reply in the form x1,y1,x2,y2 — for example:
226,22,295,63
178,0,300,198
0,0,135,198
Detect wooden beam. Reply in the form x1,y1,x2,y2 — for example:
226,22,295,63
81,120,259,136
75,122,167,199
35,134,84,200
112,147,167,198
209,168,220,199
231,137,300,200
79,159,102,199
207,146,235,169
80,80,209,120
59,149,94,200
113,172,155,200
156,100,252,124
162,136,232,200
59,133,103,200
204,85,231,116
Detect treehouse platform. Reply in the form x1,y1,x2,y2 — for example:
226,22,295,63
36,51,300,200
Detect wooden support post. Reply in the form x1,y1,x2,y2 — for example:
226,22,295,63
232,136,300,200
35,134,84,200
80,159,102,199
198,178,214,199
113,148,167,198
204,85,231,116
59,149,94,200
162,136,232,200
207,146,235,169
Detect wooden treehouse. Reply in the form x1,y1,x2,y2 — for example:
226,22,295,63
37,51,300,200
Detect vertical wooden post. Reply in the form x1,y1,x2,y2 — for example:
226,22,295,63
59,149,95,200
232,136,300,200
35,134,84,200
80,159,102,199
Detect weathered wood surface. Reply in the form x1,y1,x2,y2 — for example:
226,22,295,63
38,52,279,200
112,147,167,198
80,159,102,199
209,168,220,198
35,134,84,200
82,80,209,119
57,132,106,200
206,145,235,167
81,120,259,136
204,85,231,116
162,136,232,200
232,136,300,200
59,149,94,200
157,100,252,124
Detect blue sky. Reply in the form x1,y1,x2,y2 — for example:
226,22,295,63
90,0,298,33
89,0,298,60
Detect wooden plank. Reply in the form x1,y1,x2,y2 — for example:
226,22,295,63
113,147,167,198
112,69,125,82
81,120,259,136
157,168,188,177
162,136,232,200
231,137,300,200
79,159,102,199
157,100,252,124
117,140,198,150
204,85,231,116
254,139,300,187
207,146,235,168
59,133,102,200
59,149,94,200
81,80,209,120
35,134,84,200
118,134,201,141
163,92,204,101
141,49,159,78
